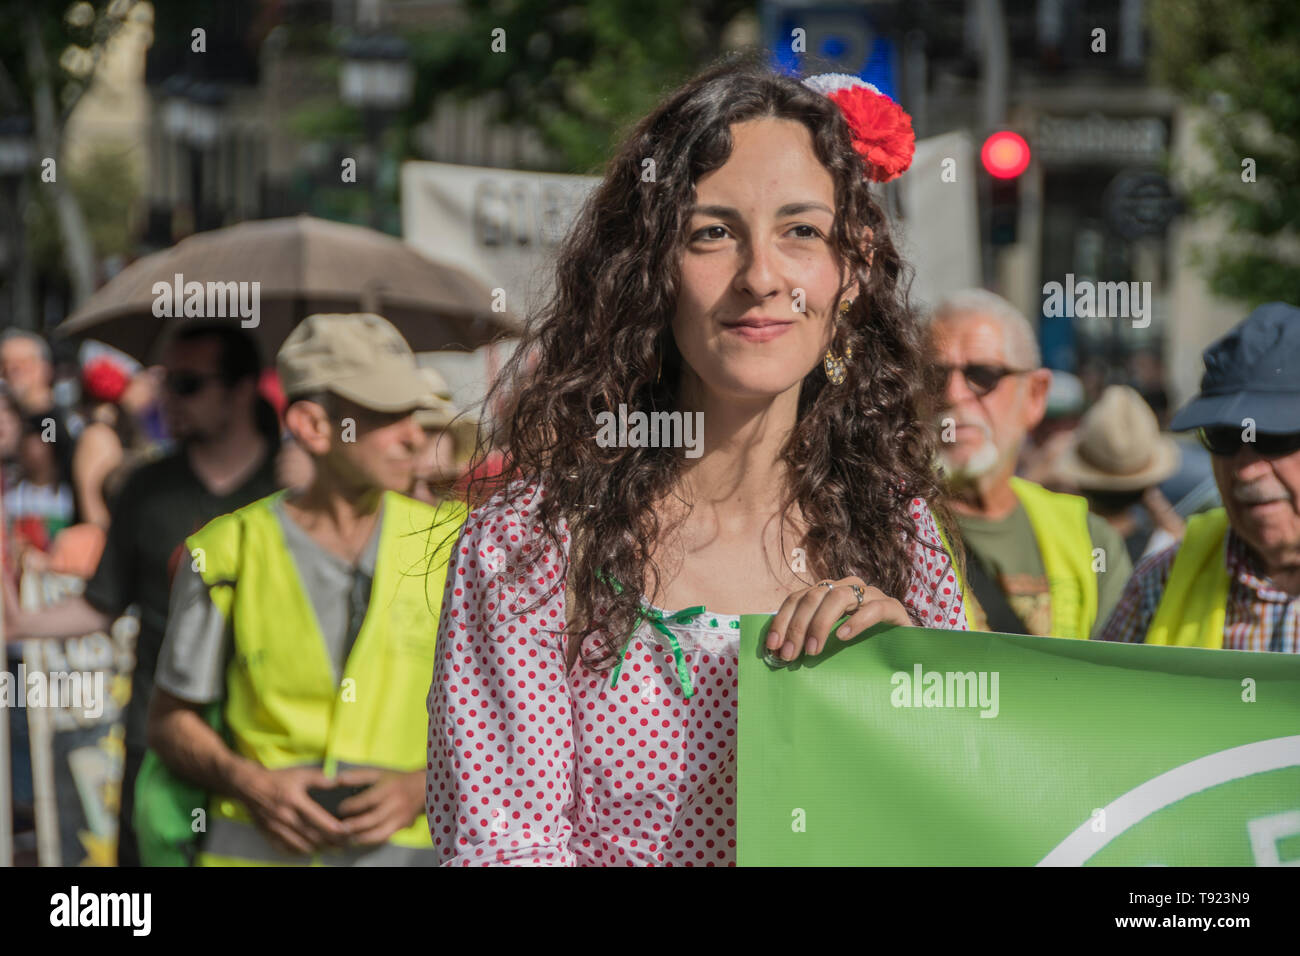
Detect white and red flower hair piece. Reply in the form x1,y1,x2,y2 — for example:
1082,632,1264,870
801,72,916,183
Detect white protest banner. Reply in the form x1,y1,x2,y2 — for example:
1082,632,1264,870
401,160,599,323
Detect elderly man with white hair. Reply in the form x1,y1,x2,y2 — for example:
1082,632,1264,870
926,289,1131,640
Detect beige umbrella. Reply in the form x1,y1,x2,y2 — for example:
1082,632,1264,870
54,215,521,361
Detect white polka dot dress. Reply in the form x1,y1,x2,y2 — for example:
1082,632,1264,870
426,481,966,866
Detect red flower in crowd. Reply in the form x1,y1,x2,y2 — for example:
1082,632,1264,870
802,73,916,184
81,357,130,404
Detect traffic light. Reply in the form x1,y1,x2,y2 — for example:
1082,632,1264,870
981,131,1030,246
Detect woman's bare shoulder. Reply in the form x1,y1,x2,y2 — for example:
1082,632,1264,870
74,420,122,458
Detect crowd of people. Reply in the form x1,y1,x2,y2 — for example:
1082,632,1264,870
4,60,1297,868
1,319,476,865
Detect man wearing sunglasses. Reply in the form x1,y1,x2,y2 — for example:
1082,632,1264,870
1099,302,1300,651
926,290,1132,641
5,321,281,865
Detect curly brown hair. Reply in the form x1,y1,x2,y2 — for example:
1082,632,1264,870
451,53,955,671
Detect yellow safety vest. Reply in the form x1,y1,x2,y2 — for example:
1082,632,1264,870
1145,508,1231,649
937,477,1098,640
188,489,466,866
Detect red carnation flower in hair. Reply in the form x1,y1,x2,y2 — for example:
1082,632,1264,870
802,73,916,183
81,356,130,404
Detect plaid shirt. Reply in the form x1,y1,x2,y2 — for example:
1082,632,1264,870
1098,527,1300,652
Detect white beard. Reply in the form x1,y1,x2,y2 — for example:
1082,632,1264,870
937,420,1002,482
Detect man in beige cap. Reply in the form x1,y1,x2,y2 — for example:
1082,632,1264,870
1053,385,1184,565
141,313,467,865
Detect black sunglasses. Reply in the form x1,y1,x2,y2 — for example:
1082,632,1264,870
164,371,226,397
935,363,1034,397
1198,426,1300,459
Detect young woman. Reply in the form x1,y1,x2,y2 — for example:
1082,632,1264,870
9,412,78,558
426,57,966,866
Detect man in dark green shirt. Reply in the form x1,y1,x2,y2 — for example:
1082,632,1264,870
955,502,1131,637
927,290,1132,639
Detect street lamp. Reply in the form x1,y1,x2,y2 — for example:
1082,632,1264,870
340,32,413,229
0,116,33,177
0,115,35,327
183,82,226,150
341,34,414,111
160,76,227,234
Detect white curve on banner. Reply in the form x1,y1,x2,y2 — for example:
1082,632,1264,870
1037,734,1300,866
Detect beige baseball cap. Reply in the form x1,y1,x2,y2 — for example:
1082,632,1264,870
278,313,429,412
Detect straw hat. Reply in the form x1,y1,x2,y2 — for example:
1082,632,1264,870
414,367,479,461
1055,385,1180,491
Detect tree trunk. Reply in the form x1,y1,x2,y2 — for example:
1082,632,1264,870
24,11,96,311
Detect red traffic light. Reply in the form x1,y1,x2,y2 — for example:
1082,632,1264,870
981,131,1031,179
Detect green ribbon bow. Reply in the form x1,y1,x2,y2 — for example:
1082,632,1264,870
597,570,701,699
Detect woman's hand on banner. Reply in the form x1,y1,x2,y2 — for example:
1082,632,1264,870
765,576,910,662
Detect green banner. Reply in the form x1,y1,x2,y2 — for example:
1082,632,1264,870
737,618,1300,866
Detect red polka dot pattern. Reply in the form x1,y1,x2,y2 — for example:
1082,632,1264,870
426,482,966,866
905,499,968,630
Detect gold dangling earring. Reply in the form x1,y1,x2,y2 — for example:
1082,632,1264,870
824,299,854,386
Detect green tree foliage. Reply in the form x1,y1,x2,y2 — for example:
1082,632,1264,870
27,145,139,272
0,0,144,319
1149,0,1300,305
405,0,755,174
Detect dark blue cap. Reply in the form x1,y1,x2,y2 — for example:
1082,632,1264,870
1169,301,1300,433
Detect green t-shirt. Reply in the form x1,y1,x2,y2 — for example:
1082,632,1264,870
955,502,1132,639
